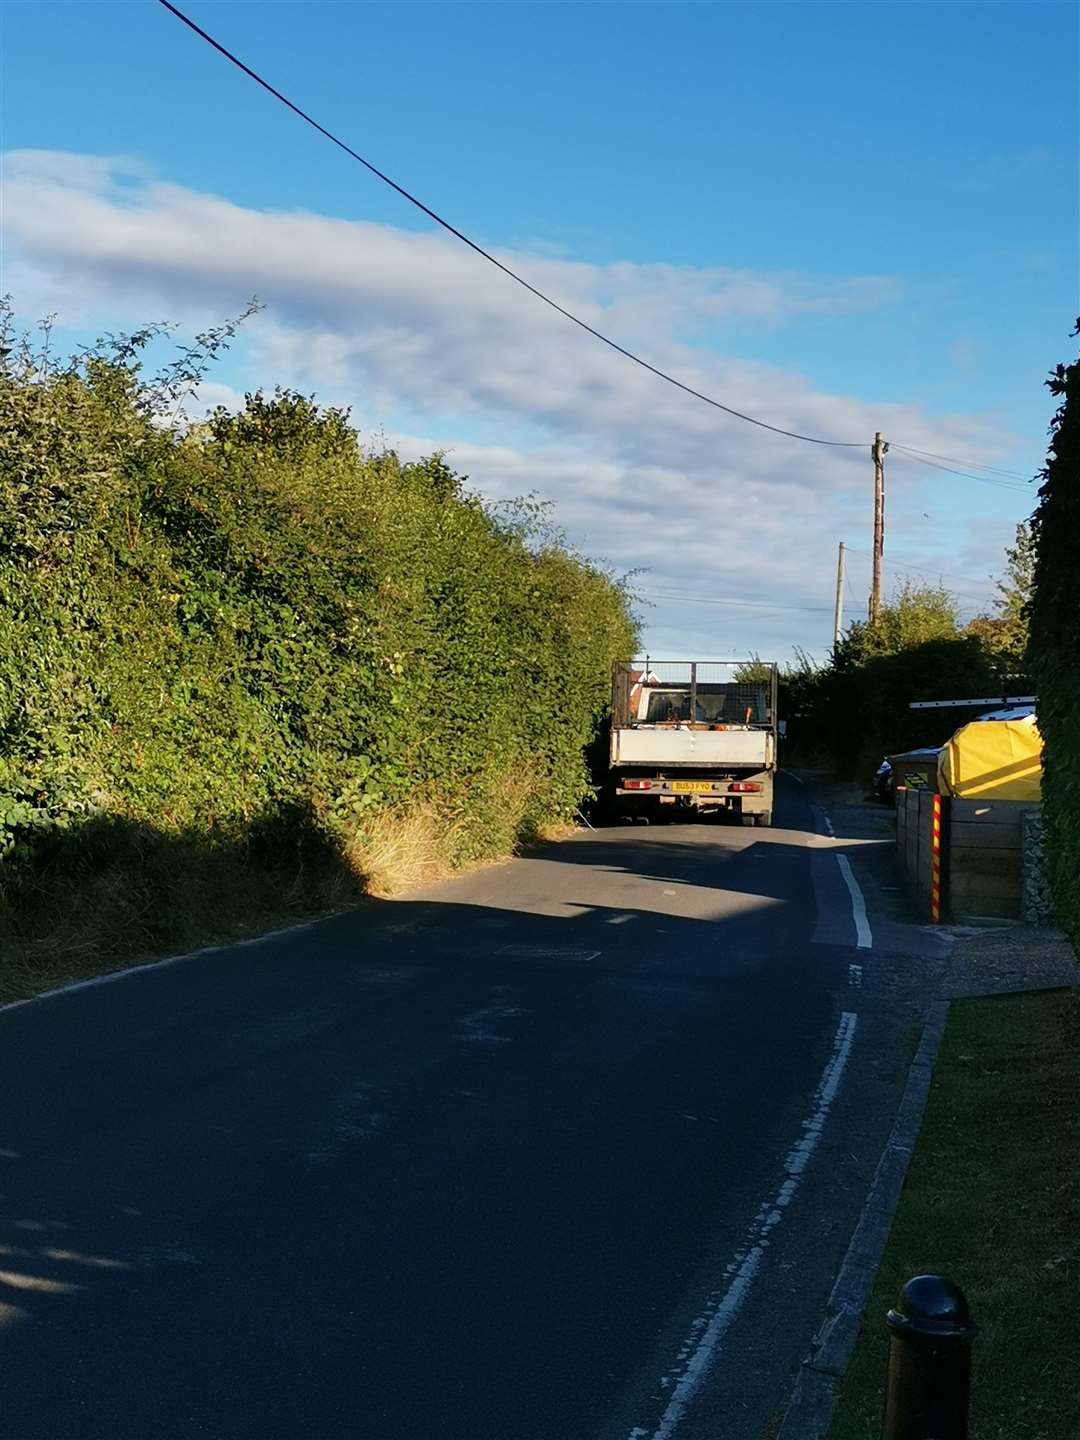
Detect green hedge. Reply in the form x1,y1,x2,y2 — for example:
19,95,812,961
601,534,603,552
781,637,1000,779
1031,327,1080,945
0,316,636,893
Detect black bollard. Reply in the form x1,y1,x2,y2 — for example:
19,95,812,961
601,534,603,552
883,1274,975,1440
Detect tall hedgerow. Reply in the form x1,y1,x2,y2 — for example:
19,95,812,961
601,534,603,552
1030,323,1080,945
0,309,636,979
781,584,999,775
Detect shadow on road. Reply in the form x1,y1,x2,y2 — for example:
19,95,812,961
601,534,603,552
0,779,915,1440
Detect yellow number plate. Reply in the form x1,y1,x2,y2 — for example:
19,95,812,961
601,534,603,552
671,781,715,793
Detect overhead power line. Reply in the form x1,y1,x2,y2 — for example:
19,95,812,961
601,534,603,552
158,1,1034,494
889,444,1033,493
844,546,991,604
638,590,861,614
158,0,867,450
888,443,1033,482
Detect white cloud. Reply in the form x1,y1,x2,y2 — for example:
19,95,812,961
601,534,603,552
1,148,1028,656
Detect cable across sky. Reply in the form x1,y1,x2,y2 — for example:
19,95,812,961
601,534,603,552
158,0,870,451
888,444,1034,493
158,0,1039,485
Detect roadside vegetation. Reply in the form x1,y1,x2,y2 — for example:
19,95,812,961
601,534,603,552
0,305,636,999
817,327,1080,1440
1030,322,1080,947
827,986,1080,1440
780,319,1079,948
780,539,1033,781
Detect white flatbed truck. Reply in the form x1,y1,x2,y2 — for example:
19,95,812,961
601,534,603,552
609,660,778,825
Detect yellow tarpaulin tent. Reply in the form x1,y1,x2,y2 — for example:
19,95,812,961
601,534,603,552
938,714,1042,801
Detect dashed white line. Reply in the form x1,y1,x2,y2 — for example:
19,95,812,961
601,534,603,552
848,963,863,989
607,912,637,925
835,854,872,950
628,1011,859,1440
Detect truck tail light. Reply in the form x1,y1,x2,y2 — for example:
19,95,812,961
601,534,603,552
623,778,652,790
729,782,762,793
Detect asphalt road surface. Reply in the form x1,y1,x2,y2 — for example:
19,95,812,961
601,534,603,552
0,777,944,1439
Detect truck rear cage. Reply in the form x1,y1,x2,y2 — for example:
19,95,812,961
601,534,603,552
612,660,778,729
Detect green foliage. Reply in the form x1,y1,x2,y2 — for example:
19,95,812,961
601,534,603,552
783,583,997,776
1030,324,1080,946
732,656,774,684
967,521,1035,675
840,580,963,665
0,306,637,929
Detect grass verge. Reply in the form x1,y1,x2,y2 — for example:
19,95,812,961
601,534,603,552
827,986,1080,1440
0,776,579,1005
0,812,365,1006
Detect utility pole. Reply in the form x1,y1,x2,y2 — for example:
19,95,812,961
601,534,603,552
833,541,846,650
870,432,887,626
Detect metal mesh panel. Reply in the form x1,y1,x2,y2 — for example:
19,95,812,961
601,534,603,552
620,660,776,726
611,662,633,728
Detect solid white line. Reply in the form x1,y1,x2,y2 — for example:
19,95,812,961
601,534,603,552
629,1012,859,1440
835,855,872,950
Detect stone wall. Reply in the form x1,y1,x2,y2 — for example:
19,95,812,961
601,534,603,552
1021,810,1055,925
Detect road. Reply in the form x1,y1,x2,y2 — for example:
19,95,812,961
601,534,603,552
0,778,943,1439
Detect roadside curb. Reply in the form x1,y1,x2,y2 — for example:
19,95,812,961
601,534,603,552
776,999,951,1440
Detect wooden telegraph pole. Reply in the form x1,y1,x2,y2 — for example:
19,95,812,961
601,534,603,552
833,541,846,650
869,433,887,626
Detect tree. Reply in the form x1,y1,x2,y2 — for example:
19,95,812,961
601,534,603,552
967,521,1035,672
733,655,774,683
783,584,1000,776
1029,323,1080,946
837,581,962,667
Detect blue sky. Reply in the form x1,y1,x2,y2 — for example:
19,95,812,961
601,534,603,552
2,0,1076,656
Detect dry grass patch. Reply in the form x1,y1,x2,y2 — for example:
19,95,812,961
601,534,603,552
343,770,570,897
344,804,461,898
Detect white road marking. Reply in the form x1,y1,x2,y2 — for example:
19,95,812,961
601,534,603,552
823,815,836,837
848,963,863,989
607,912,637,925
786,772,805,785
628,1011,859,1440
836,855,872,950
